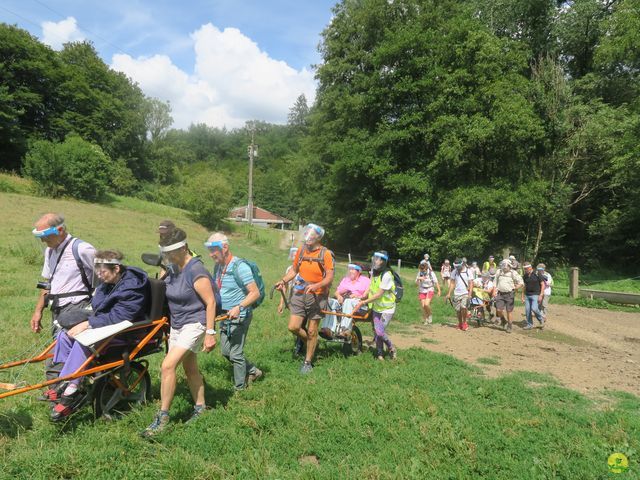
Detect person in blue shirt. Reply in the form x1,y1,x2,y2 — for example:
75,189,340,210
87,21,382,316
206,232,263,391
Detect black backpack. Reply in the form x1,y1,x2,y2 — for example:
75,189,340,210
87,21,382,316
386,268,404,303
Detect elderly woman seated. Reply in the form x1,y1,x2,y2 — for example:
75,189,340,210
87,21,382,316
321,264,371,338
45,250,150,421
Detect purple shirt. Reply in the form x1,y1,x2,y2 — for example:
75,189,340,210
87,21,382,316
336,275,370,298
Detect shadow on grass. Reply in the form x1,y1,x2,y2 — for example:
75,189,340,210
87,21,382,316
0,407,33,438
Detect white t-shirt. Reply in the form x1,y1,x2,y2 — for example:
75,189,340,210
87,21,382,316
416,270,438,293
450,268,472,296
543,272,553,296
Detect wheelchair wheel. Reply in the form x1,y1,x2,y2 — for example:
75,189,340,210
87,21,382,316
342,325,363,357
93,361,151,419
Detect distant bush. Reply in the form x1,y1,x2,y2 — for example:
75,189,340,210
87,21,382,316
0,172,35,194
178,172,232,229
23,135,112,201
110,158,139,196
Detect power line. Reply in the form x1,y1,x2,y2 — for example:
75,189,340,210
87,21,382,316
32,0,131,55
30,0,132,56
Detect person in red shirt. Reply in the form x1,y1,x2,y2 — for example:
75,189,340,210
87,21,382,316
275,223,334,374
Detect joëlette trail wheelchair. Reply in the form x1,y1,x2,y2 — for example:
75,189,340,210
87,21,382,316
271,287,371,357
0,278,170,419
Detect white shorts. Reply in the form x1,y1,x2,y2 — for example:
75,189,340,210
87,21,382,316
169,323,205,353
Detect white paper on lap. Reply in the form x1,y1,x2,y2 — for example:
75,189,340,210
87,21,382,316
74,321,133,347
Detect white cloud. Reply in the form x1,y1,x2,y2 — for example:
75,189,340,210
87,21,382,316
41,17,85,50
111,23,316,130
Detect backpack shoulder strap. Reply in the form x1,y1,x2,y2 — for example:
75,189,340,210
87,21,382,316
231,258,249,294
71,239,92,292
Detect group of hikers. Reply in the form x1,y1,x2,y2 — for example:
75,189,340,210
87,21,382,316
30,213,264,436
416,254,553,333
26,212,553,435
27,214,403,437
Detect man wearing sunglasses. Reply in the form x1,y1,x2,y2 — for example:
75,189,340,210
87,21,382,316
31,213,96,379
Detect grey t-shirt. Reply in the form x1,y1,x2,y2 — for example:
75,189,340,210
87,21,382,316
164,257,212,328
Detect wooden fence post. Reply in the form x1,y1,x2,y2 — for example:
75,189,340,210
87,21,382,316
569,267,579,299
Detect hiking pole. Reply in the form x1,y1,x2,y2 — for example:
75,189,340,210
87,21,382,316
269,285,289,310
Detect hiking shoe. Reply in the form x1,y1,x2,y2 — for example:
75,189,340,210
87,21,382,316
389,348,397,360
500,317,507,327
461,322,469,331
38,383,67,402
141,411,170,438
300,361,313,375
539,318,545,329
50,390,83,422
523,324,533,330
185,405,206,424
247,368,263,384
293,338,305,357
506,324,512,333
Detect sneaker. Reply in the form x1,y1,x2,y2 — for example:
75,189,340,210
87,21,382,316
506,324,512,333
461,322,469,331
427,316,433,324
141,411,170,438
300,361,313,375
50,390,83,422
293,338,305,357
376,355,384,361
185,405,206,424
539,317,545,329
38,382,67,402
523,324,533,330
500,317,507,327
389,348,397,360
247,368,263,384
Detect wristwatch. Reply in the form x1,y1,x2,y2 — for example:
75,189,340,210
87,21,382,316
205,328,217,335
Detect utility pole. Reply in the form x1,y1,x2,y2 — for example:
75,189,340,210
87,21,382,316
247,124,257,226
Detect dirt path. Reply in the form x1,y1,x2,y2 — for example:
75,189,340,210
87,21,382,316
389,304,640,397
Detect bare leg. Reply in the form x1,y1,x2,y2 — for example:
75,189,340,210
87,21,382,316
182,351,205,406
160,346,190,412
304,319,320,363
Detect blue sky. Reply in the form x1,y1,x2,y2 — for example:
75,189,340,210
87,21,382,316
0,0,337,128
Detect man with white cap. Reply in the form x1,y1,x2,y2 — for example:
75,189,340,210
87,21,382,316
206,232,263,389
30,213,95,380
276,223,334,374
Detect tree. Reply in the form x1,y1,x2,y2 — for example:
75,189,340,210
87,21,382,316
144,98,173,142
287,94,310,134
23,135,113,201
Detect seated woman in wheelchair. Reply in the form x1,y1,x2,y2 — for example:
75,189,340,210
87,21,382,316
46,250,150,421
322,264,370,338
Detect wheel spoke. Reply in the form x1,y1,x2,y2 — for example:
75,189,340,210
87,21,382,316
103,389,123,413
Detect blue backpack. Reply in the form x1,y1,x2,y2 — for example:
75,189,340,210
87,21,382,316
215,258,266,309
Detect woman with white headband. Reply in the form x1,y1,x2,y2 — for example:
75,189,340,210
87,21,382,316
47,249,150,421
142,228,217,437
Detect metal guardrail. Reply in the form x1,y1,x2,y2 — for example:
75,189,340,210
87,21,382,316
579,289,640,305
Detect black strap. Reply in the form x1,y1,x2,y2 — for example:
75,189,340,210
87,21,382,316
72,239,92,292
296,246,327,278
47,237,73,282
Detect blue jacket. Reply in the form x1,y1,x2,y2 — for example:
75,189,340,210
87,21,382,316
88,266,150,328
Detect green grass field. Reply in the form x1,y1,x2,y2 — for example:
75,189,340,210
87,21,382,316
0,192,638,479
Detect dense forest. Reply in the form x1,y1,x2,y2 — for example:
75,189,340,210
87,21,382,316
1,0,638,270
